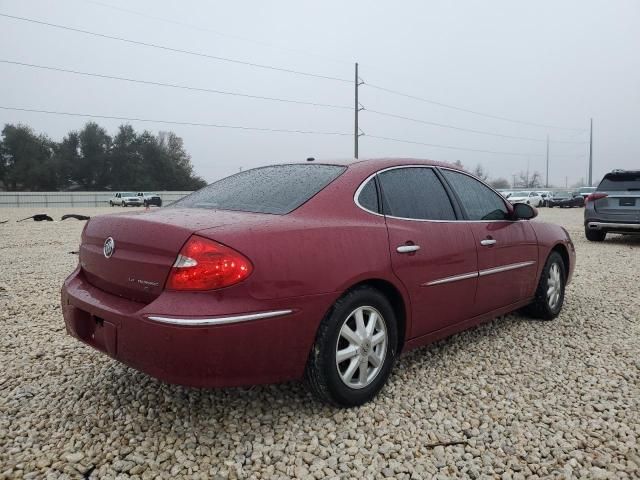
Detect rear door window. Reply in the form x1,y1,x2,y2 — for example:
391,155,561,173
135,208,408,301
173,164,346,214
378,167,456,220
442,169,509,221
357,178,380,213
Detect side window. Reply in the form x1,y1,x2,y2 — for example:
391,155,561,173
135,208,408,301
442,170,509,221
378,167,456,220
357,178,379,213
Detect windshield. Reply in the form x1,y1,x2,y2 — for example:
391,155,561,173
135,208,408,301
511,191,531,196
554,191,572,197
598,173,640,191
172,164,346,214
121,192,135,197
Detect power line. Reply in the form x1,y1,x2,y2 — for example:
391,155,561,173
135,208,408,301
365,134,545,157
82,0,354,67
364,82,586,131
0,106,352,136
365,109,548,142
0,59,351,110
0,13,351,83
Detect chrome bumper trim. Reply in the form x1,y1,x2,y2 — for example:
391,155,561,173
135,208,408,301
146,309,294,326
588,222,640,230
479,261,536,277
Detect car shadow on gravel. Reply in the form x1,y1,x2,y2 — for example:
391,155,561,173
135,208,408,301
87,311,531,412
603,234,640,246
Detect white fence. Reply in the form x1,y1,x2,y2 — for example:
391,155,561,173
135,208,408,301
0,191,193,208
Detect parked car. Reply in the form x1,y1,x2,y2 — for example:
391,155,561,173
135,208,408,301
507,191,544,207
548,191,584,208
62,159,575,407
109,192,143,207
576,186,596,201
137,192,163,207
584,169,640,241
537,191,553,207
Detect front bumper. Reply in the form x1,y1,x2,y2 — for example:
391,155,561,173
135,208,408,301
61,268,333,387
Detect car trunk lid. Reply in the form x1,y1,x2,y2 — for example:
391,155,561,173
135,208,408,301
79,208,267,303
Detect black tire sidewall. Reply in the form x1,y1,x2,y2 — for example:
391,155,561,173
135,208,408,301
318,288,398,407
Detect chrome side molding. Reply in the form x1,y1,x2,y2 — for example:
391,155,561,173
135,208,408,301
423,260,536,286
478,261,536,277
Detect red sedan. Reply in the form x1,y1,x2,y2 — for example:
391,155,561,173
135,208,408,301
61,159,575,406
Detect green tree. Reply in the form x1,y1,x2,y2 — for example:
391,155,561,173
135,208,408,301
74,122,112,189
0,124,57,190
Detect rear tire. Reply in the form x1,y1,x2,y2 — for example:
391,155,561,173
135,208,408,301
585,228,606,242
524,251,566,320
305,286,397,407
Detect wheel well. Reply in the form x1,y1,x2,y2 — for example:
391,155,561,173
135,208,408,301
551,244,570,279
342,279,408,353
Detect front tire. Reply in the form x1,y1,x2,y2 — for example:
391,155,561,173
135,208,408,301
305,286,398,407
524,251,566,320
585,228,606,242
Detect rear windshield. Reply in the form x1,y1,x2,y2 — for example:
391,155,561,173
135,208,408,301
173,164,346,214
598,173,640,191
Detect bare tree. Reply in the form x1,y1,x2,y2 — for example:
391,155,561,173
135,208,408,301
452,160,465,170
489,178,510,189
472,164,489,181
517,170,542,188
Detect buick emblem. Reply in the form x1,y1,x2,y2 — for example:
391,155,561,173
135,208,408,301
103,237,115,258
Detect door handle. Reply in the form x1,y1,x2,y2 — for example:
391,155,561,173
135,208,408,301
397,244,420,253
480,239,497,246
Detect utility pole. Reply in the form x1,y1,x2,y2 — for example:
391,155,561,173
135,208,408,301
545,134,549,188
512,174,517,188
354,62,364,159
588,118,593,186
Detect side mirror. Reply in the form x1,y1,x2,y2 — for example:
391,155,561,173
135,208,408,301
513,203,537,220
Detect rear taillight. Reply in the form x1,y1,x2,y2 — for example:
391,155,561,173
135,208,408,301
166,235,253,291
585,192,608,205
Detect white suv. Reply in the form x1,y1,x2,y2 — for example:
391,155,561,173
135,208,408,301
109,192,143,207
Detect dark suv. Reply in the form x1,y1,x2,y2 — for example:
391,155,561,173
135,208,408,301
584,170,640,241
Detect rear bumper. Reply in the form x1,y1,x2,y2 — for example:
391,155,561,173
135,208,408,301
61,268,333,387
586,221,640,233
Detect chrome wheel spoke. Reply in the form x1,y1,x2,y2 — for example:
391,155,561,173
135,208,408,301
365,311,377,338
336,345,359,363
343,358,359,384
369,350,382,367
355,309,367,340
371,331,385,346
358,362,368,386
340,323,360,346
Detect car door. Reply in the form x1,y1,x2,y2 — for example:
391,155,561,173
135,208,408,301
440,169,538,315
377,166,478,338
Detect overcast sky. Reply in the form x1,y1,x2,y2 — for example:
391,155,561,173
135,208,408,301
1,0,639,186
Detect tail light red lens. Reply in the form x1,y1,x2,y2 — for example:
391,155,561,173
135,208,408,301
166,235,253,291
585,192,608,205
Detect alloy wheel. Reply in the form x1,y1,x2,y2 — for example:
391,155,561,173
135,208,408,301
547,263,562,310
335,306,388,389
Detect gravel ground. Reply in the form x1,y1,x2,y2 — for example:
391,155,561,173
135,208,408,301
0,207,638,479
